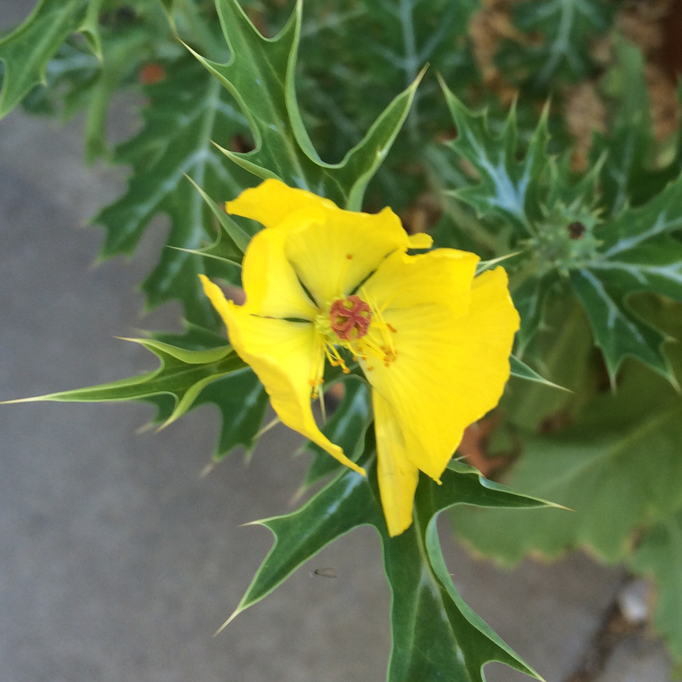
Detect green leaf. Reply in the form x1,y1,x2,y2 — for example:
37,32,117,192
94,55,254,327
499,0,613,91
82,25,155,163
299,0,478,148
3,332,269,459
440,81,550,235
570,177,682,378
17,38,100,117
183,173,250,261
629,509,682,661
4,337,244,424
224,447,555,681
591,39,682,214
0,0,91,119
439,80,611,250
440,80,682,380
509,354,570,392
452,359,682,564
146,324,270,460
79,0,104,61
591,38,652,217
187,0,422,210
294,0,479,212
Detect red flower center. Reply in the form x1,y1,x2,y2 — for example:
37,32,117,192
329,295,372,340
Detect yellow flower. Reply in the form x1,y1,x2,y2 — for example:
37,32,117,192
200,179,519,536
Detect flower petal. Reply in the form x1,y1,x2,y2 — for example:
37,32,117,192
362,248,479,318
373,391,419,537
407,232,433,249
226,178,338,229
239,229,318,319
363,265,518,482
202,279,365,476
284,207,412,307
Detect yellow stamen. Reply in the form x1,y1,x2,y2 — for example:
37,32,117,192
309,331,326,399
359,287,398,367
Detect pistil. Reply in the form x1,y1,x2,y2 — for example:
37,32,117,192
309,292,398,400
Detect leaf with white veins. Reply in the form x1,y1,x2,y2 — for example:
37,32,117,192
0,0,91,118
187,0,422,210
223,445,554,681
94,55,254,327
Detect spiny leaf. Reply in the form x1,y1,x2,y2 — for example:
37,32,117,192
3,337,244,424
94,55,254,327
187,0,422,210
452,356,682,564
0,0,91,119
182,173,250,265
509,354,570,392
591,38,652,217
499,0,613,91
441,82,682,380
17,1,176,123
223,447,556,681
3,332,269,459
293,0,479,212
591,40,682,213
438,81,604,241
629,509,682,661
299,0,478,155
570,177,682,379
17,39,100,117
440,80,550,235
144,324,270,460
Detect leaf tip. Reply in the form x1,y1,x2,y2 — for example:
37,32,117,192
213,607,243,637
0,395,45,406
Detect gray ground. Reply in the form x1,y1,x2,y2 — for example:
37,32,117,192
0,2,674,681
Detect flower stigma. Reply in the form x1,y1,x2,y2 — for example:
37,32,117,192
329,295,371,340
309,291,398,399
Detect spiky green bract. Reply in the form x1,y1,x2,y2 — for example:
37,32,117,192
509,355,570,392
3,336,268,460
0,0,95,119
629,510,682,661
94,55,254,328
440,81,682,380
227,447,554,681
187,0,422,211
452,350,682,565
498,0,614,92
